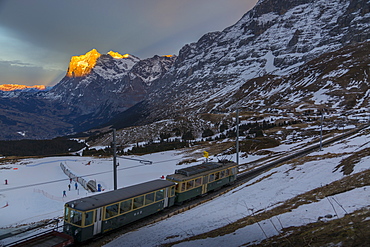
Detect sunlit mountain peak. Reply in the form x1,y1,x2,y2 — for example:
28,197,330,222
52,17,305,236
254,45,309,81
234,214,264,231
66,49,102,78
107,51,130,59
0,84,46,91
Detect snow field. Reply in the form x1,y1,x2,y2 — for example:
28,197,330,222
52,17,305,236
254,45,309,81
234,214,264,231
0,127,369,246
0,151,184,230
105,128,370,246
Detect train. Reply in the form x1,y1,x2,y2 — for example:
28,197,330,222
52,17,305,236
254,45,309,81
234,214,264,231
61,160,238,243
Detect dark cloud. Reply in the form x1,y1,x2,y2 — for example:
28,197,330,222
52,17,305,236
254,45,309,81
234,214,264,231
0,0,258,86
0,60,64,86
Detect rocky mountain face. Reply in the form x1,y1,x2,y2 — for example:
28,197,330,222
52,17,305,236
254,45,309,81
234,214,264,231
0,84,47,92
0,0,369,141
134,0,369,124
48,50,175,116
0,51,176,140
231,40,370,112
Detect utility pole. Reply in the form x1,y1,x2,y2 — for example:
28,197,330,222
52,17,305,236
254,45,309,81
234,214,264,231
236,109,240,166
320,111,323,151
112,129,118,190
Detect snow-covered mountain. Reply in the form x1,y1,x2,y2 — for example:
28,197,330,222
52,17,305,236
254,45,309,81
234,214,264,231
47,50,176,116
132,0,369,124
0,0,369,140
0,84,50,94
0,51,176,140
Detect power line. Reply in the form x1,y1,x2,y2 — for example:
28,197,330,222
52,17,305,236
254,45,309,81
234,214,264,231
151,158,182,164
0,157,182,193
0,178,69,193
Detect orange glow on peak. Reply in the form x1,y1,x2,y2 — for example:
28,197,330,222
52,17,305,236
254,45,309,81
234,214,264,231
0,84,46,91
108,51,130,59
66,49,101,78
162,55,173,57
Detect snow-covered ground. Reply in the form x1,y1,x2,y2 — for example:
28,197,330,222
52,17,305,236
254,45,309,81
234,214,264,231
105,127,370,246
0,151,182,228
0,149,249,245
0,126,369,246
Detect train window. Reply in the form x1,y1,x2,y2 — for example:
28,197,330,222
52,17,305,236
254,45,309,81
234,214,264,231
156,189,164,201
175,183,180,192
133,196,144,209
225,169,230,176
105,204,119,219
209,174,215,182
145,193,155,205
120,200,132,213
64,207,70,222
203,176,208,184
181,182,186,191
84,211,94,226
232,167,238,175
215,172,220,180
170,186,175,197
195,178,202,187
70,209,82,226
187,180,194,190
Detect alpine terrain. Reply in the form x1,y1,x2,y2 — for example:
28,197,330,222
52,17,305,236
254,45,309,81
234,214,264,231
0,0,370,246
0,0,369,143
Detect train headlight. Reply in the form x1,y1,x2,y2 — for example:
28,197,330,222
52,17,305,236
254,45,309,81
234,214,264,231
74,229,80,236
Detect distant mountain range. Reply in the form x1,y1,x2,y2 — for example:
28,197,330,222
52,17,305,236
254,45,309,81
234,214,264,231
0,0,369,141
0,84,49,92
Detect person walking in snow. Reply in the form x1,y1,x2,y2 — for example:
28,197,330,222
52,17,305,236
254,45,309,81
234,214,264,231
4,179,7,185
63,190,67,197
75,182,78,190
68,184,71,191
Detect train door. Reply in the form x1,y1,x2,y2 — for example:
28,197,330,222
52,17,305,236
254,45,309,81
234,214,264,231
164,188,169,207
93,208,103,235
201,175,208,194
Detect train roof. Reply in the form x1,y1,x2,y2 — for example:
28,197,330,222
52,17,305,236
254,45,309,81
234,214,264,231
166,161,237,182
65,179,175,211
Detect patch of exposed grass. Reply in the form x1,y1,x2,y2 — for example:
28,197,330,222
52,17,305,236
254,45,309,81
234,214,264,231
181,140,236,159
240,137,280,153
253,207,370,247
0,157,20,165
176,158,197,166
334,147,370,175
198,113,225,123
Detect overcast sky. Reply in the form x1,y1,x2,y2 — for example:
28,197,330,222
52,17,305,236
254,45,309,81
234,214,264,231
0,0,258,86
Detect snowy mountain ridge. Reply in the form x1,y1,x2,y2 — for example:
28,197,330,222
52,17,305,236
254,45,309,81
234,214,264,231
47,51,176,115
0,50,176,140
0,0,369,140
139,0,369,124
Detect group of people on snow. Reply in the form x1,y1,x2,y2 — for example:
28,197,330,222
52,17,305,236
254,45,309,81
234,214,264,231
63,180,78,197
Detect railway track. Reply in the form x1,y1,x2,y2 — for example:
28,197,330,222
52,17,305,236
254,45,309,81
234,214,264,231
77,124,369,246
7,124,369,247
88,124,370,246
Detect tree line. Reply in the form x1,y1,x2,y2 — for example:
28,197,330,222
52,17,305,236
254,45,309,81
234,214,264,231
0,138,86,157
